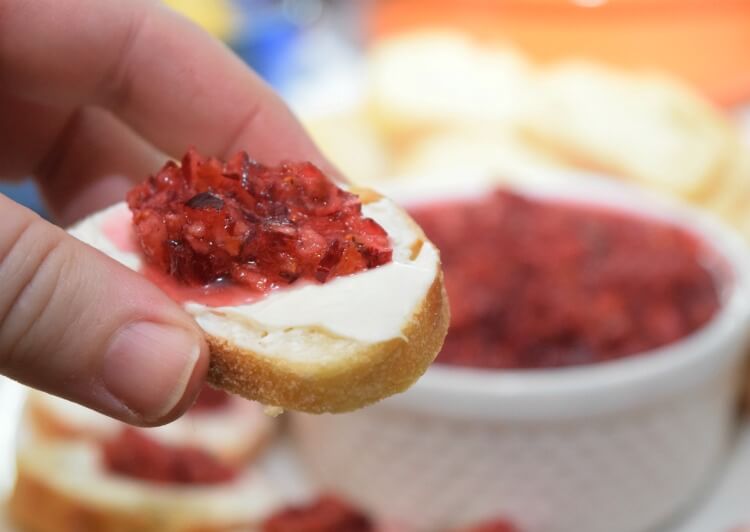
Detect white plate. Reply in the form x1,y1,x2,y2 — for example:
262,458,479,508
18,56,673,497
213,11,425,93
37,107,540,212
1,374,750,532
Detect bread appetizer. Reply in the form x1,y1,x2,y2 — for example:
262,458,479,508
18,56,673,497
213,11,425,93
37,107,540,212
9,431,281,532
10,386,278,531
25,386,273,466
68,149,449,413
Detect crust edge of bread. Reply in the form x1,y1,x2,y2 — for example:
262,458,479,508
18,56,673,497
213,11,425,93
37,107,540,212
9,467,255,532
206,269,449,414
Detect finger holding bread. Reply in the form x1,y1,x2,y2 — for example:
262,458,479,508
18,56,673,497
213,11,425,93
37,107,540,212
0,195,210,427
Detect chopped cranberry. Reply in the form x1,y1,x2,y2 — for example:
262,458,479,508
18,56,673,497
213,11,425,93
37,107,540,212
409,189,721,370
262,495,373,532
127,149,392,291
453,519,521,532
190,384,231,412
101,428,237,485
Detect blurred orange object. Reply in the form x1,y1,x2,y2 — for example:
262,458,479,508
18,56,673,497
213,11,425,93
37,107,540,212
370,0,750,107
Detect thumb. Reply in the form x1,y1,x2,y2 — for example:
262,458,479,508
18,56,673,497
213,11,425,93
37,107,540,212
0,195,208,426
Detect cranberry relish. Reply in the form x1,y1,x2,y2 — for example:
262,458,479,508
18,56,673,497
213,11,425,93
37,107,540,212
102,428,236,485
262,495,373,532
261,495,521,532
409,190,721,370
127,149,392,292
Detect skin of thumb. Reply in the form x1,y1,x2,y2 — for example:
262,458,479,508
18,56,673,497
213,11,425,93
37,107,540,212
0,197,209,426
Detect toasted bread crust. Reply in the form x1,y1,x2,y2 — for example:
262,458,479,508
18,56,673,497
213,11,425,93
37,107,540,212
207,270,449,413
9,470,251,532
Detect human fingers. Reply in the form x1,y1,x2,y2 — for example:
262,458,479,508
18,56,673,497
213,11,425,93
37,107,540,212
0,194,210,426
0,93,164,225
0,0,336,174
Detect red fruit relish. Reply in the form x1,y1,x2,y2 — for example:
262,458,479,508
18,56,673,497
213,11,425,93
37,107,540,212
127,149,392,294
101,428,237,485
262,497,520,532
262,495,373,532
408,189,721,370
454,519,521,532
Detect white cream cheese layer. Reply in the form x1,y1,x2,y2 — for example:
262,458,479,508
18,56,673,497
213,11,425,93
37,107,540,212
68,199,437,344
18,439,281,522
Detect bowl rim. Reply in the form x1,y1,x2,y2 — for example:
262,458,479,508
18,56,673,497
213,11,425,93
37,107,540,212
381,176,750,419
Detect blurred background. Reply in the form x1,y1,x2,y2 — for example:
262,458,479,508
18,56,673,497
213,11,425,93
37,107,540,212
8,0,750,221
6,2,750,532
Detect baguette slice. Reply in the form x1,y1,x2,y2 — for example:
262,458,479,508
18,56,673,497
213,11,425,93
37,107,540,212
367,30,533,140
9,435,280,532
68,191,449,414
705,143,750,225
25,390,273,466
519,61,734,199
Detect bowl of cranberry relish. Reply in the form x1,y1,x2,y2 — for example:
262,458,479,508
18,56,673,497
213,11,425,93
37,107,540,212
417,188,721,371
291,179,750,532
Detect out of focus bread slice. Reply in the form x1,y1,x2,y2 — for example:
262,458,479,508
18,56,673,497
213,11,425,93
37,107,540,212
392,127,565,188
25,390,273,466
9,436,280,532
367,30,533,145
519,61,735,198
69,193,449,415
705,144,750,225
302,111,392,186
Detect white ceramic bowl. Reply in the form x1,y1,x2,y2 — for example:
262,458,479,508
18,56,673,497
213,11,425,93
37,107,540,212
291,179,750,532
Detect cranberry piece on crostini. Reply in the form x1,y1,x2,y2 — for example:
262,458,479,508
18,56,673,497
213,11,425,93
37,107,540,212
127,149,392,293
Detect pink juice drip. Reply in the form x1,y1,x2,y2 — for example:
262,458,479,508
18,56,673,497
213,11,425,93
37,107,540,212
101,206,139,254
101,206,263,307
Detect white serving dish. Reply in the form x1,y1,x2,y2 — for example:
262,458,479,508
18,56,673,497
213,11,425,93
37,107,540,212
291,178,750,532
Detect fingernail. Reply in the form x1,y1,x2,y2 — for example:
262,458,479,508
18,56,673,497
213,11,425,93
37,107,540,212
102,322,202,423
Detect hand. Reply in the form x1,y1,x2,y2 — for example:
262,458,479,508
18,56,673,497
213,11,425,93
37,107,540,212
0,0,332,425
